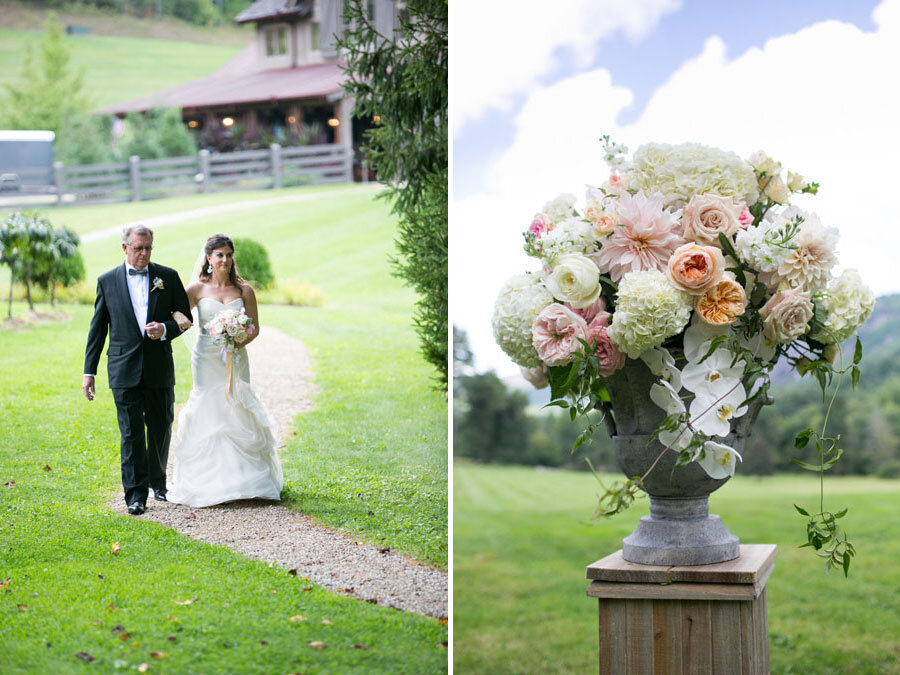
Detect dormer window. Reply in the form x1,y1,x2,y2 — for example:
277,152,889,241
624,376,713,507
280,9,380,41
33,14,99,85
265,26,288,56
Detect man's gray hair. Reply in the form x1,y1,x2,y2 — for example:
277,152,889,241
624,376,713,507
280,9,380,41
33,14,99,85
122,223,154,245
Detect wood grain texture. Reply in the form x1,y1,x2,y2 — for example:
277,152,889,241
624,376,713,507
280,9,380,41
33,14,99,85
681,600,713,675
607,599,629,675
626,600,654,673
598,600,611,675
586,545,776,584
653,600,683,675
587,579,758,601
711,601,742,673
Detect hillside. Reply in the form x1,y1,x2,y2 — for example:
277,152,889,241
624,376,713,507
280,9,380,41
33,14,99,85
0,0,252,45
0,3,248,109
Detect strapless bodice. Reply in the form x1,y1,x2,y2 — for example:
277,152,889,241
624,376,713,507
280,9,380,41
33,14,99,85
197,296,243,333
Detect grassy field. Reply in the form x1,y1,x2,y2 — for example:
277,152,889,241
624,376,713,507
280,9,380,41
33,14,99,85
453,461,900,674
0,185,447,672
0,24,243,109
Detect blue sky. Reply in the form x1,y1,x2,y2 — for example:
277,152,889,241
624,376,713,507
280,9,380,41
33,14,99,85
455,0,879,198
451,0,900,374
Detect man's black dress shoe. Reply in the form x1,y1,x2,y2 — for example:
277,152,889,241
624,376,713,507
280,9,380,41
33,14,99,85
153,490,167,502
127,502,145,515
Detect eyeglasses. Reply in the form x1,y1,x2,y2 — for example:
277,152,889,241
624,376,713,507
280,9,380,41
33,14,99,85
128,245,153,253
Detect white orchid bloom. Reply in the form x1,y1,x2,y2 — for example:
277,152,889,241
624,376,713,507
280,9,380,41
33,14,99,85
649,380,694,450
641,347,682,392
689,385,748,437
738,329,777,363
698,440,742,479
681,347,744,397
683,315,730,362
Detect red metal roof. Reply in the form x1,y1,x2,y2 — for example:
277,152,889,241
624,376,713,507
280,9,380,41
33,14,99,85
97,49,346,115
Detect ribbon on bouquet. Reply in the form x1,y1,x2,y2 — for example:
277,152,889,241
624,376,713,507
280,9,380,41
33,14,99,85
220,344,235,402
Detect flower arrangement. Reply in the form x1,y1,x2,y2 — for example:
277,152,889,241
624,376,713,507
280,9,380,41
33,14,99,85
492,137,875,574
206,307,253,351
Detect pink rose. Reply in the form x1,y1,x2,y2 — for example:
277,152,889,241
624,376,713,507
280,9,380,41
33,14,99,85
528,213,552,239
738,205,753,229
531,303,589,367
604,173,629,196
568,297,607,324
587,317,626,377
520,365,549,389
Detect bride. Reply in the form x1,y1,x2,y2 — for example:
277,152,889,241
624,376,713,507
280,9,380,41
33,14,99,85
166,233,283,507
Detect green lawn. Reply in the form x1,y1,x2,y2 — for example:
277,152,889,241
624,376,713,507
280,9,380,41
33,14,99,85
0,186,448,672
453,461,900,674
0,26,242,109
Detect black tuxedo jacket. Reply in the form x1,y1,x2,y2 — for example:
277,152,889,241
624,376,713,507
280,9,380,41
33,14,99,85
84,262,191,389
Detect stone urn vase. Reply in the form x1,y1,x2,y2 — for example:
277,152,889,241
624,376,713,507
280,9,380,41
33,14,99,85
603,357,765,566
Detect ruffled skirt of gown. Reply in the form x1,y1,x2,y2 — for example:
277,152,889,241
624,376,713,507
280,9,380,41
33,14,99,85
167,334,283,507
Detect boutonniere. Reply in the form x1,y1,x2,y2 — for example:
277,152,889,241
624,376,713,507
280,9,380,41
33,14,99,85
151,277,165,293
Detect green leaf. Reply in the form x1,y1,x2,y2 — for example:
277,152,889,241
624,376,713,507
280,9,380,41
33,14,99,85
791,458,824,472
851,366,860,391
794,428,815,449
543,400,569,409
717,231,739,261
833,508,848,519
853,337,862,365
794,504,810,517
842,552,851,577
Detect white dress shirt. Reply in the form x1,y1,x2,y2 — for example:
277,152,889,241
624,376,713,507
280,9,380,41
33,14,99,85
125,262,151,336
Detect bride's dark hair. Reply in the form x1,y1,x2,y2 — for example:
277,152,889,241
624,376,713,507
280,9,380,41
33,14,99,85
199,233,246,287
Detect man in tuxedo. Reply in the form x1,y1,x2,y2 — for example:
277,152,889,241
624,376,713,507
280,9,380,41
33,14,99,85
82,224,191,515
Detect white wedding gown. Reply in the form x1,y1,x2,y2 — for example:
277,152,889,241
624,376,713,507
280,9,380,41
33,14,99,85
167,297,283,507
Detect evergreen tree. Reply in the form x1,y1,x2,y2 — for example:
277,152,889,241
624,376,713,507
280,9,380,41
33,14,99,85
338,0,448,390
1,15,91,137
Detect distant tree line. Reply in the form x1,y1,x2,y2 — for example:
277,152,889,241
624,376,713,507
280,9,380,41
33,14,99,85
454,314,900,478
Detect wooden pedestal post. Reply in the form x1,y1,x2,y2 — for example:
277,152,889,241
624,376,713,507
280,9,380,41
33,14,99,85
586,544,776,674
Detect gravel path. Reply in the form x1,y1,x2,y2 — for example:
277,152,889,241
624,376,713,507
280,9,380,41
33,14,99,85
109,326,448,619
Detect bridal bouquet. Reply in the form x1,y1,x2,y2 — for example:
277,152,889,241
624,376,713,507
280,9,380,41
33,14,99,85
492,137,875,573
206,307,253,351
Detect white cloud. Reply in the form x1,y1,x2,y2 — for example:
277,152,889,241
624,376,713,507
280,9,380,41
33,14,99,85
449,0,680,133
453,0,900,374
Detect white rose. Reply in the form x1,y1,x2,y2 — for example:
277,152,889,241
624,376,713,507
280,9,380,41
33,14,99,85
681,194,742,247
545,254,601,309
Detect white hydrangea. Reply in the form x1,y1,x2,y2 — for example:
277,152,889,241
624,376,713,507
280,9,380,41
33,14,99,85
537,217,598,264
734,213,794,273
628,142,759,209
542,193,577,223
491,274,554,367
608,270,693,359
811,269,875,344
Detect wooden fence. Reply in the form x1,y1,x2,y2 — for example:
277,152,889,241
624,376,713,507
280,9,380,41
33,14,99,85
50,143,356,206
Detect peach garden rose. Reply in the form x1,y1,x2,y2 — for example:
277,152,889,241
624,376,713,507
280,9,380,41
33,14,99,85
695,274,747,325
666,243,724,295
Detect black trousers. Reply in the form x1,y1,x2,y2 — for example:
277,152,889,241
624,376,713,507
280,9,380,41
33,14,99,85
111,386,175,505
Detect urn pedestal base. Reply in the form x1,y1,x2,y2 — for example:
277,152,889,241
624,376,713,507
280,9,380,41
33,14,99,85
621,496,739,566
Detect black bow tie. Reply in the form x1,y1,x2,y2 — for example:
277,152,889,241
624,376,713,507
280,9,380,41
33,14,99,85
128,268,148,276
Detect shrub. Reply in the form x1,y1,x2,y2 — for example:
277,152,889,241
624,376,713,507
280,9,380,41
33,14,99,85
256,281,324,307
118,108,196,160
232,238,274,289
